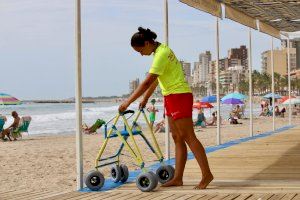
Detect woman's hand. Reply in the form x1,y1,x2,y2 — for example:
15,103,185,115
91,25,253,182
139,98,148,109
118,100,130,113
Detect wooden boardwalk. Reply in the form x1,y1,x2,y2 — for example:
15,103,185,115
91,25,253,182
1,126,300,200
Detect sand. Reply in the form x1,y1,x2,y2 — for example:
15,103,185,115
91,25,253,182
0,115,299,192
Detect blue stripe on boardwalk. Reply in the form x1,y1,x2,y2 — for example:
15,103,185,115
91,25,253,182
80,125,295,192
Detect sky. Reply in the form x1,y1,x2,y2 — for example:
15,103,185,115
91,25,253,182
0,0,286,100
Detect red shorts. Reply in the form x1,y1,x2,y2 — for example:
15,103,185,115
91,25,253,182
164,93,193,120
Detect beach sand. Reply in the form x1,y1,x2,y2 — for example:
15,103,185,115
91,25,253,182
0,115,299,192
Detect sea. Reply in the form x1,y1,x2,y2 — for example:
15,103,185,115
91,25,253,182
0,102,262,135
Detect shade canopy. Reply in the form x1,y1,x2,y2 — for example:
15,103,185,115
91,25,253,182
180,0,300,35
193,102,214,109
221,92,247,101
0,93,21,105
263,93,282,99
222,98,244,105
282,98,300,105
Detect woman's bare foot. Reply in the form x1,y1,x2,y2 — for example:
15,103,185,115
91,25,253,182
194,173,214,189
161,178,183,187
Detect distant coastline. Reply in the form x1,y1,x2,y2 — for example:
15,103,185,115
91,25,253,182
22,97,127,104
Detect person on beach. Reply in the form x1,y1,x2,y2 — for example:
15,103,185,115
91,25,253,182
118,27,213,189
194,108,206,128
1,111,20,141
147,98,158,129
154,115,166,133
206,111,217,126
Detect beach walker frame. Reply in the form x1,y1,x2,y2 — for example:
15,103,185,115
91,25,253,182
85,109,174,192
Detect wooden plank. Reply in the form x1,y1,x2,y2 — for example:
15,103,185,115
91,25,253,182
210,194,231,200
12,190,62,200
102,192,134,200
198,194,219,200
162,193,186,200
128,192,158,200
221,194,241,200
34,191,71,200
0,190,34,199
60,192,107,200
151,193,179,200
292,194,300,200
2,191,46,200
268,194,287,200
281,194,298,200
77,192,121,200
231,194,253,200
116,192,143,200
42,191,85,200
186,194,208,200
172,194,196,200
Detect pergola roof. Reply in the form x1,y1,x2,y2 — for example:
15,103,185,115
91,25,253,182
221,0,300,32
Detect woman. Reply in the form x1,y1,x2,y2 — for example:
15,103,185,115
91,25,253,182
118,27,213,189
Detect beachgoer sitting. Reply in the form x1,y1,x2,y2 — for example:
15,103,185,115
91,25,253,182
274,106,281,117
194,108,206,128
1,111,20,141
280,107,286,117
82,119,105,134
206,112,217,126
231,105,242,119
229,116,242,124
260,105,271,117
154,118,165,133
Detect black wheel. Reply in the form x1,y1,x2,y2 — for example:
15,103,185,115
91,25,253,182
120,164,129,183
111,165,122,183
148,171,159,186
156,165,175,184
85,170,105,191
136,172,158,192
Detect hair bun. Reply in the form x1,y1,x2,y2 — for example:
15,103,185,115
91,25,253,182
138,27,146,33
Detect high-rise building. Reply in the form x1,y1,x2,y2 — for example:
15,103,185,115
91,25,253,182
282,38,300,70
261,48,296,76
193,51,211,87
192,62,200,87
199,51,211,83
228,45,248,69
180,61,192,86
129,78,139,94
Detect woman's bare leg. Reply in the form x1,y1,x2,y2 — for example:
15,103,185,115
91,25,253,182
161,117,186,187
174,117,213,189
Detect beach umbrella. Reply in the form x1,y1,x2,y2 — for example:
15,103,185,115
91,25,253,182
279,96,296,103
263,93,281,99
0,93,21,105
193,102,214,109
221,92,246,101
201,95,216,103
282,98,300,105
222,98,244,105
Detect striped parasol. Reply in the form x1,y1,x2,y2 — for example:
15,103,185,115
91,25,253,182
0,93,21,105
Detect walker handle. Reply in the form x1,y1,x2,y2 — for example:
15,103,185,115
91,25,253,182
121,110,135,115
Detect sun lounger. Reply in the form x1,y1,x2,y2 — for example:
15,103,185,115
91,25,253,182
0,116,7,132
11,116,31,139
